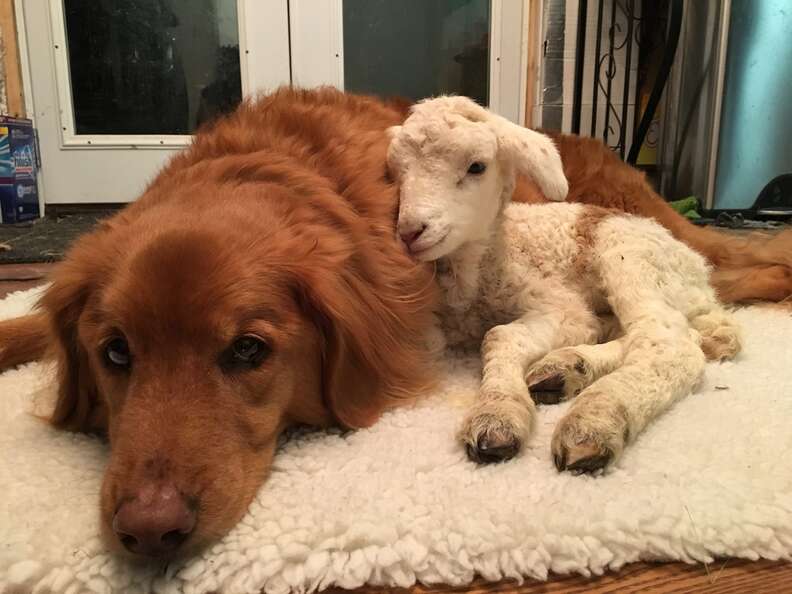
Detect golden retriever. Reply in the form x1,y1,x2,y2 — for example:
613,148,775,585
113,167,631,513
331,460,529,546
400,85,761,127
0,87,789,559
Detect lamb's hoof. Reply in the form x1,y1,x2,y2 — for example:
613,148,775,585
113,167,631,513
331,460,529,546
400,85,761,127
553,444,613,475
466,437,520,464
526,349,594,404
551,402,626,475
528,374,565,405
459,399,532,465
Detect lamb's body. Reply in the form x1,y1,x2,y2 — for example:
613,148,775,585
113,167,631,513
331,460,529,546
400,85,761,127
440,202,723,351
388,96,740,471
434,201,739,470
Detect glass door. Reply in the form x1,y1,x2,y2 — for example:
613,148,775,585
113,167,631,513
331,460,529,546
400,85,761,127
289,0,528,123
21,0,290,204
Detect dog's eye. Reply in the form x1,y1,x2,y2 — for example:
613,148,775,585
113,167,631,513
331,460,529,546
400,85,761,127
223,335,270,370
104,338,131,370
467,162,486,175
233,336,264,361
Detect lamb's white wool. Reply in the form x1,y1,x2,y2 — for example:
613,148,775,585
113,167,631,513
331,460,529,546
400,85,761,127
390,96,741,472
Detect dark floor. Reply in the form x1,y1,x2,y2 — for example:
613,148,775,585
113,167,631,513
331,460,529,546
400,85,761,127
0,212,111,264
1,209,789,266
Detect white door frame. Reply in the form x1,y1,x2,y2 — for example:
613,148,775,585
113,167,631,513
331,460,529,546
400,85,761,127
289,0,529,123
17,0,291,203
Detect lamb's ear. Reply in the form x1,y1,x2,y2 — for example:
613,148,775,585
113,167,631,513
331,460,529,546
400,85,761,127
386,125,402,139
489,115,568,202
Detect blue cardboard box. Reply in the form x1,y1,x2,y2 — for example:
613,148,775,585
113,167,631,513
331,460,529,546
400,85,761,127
0,116,40,223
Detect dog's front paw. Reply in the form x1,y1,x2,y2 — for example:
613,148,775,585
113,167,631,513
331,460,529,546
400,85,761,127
551,396,628,475
526,348,595,404
459,396,533,464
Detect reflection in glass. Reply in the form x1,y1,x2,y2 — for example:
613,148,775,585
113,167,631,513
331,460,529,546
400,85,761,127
343,0,490,106
64,0,241,135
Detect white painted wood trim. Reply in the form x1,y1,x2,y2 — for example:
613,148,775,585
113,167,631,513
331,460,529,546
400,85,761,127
12,0,44,212
239,0,291,96
13,0,34,120
489,0,504,113
489,0,526,123
289,0,344,88
518,0,531,125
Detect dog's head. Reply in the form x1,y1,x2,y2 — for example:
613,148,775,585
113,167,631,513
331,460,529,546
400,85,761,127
40,178,431,558
387,96,568,261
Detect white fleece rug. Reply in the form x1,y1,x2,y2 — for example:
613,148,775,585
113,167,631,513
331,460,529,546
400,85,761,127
1,287,792,594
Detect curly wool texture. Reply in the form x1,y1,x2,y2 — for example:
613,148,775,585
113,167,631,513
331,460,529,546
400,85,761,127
2,287,792,594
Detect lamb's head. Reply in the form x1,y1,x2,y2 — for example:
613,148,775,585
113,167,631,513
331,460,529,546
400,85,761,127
388,96,568,261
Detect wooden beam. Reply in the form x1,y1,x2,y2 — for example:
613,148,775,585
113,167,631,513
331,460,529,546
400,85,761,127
328,558,792,593
524,0,542,128
0,0,24,117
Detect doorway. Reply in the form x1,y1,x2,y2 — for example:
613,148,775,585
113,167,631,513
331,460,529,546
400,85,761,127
18,0,529,205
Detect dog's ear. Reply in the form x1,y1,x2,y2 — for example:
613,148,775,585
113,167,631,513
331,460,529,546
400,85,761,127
292,247,433,429
489,115,568,202
294,270,391,429
38,255,106,434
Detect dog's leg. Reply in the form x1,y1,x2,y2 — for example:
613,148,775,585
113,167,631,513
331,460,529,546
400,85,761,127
0,313,49,371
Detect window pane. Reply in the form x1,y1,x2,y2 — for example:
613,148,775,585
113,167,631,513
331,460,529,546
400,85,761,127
343,0,490,105
63,0,242,135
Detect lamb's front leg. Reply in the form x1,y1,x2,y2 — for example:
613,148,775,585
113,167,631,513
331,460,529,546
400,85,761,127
552,325,706,474
460,280,602,463
461,313,571,464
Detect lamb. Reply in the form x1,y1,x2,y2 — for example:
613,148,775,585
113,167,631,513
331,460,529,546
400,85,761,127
387,96,741,473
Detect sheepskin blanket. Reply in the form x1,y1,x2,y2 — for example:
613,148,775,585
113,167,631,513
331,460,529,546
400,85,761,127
2,287,791,594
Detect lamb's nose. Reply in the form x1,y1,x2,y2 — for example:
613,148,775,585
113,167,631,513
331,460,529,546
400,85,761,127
399,224,427,248
112,483,196,557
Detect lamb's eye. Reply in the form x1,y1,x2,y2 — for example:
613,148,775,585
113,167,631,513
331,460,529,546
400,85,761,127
223,335,271,370
467,162,486,175
104,337,131,370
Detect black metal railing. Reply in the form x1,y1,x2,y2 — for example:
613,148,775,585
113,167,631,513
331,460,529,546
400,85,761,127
570,0,683,165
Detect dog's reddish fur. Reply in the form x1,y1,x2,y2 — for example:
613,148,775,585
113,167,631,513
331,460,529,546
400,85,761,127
0,87,790,554
5,88,438,554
